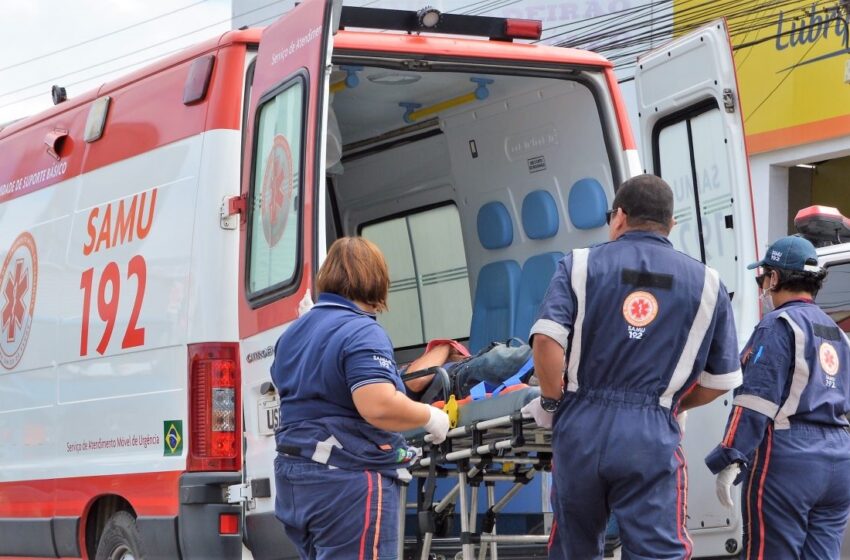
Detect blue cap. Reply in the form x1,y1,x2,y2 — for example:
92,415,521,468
747,235,821,272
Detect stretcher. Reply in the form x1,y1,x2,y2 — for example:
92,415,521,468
400,367,553,560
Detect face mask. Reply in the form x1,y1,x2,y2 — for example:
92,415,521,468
759,288,774,314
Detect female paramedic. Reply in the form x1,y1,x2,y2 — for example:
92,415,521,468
706,235,850,559
270,236,451,560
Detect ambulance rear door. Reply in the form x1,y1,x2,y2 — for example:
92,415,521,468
634,19,756,557
233,0,337,556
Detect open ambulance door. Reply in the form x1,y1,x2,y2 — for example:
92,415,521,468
233,1,338,557
634,19,757,557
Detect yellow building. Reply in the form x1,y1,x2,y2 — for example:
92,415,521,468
675,0,850,239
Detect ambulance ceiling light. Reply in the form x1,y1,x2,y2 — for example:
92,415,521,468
417,7,441,29
366,72,421,86
796,163,816,169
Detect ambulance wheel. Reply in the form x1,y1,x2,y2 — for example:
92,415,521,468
95,510,144,560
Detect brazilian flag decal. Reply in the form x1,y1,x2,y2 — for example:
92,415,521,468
164,420,183,456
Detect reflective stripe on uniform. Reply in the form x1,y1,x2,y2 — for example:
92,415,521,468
566,248,590,393
660,267,720,408
774,313,810,430
733,394,780,419
311,435,342,464
698,368,742,390
530,318,571,349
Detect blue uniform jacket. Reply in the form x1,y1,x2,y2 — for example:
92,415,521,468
706,299,850,474
270,293,418,479
531,231,742,406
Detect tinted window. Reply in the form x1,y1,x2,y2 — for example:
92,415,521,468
362,205,472,347
247,79,303,298
655,105,738,296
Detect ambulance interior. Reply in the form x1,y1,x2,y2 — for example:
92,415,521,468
325,64,618,364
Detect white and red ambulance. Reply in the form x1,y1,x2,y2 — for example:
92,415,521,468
0,1,765,558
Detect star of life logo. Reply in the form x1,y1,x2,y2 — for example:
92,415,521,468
622,290,659,338
1,232,37,370
372,354,393,371
820,342,840,388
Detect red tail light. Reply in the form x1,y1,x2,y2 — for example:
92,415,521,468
188,342,241,471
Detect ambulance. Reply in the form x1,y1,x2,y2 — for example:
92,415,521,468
0,0,766,557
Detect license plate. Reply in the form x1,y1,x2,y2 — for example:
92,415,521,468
258,395,280,436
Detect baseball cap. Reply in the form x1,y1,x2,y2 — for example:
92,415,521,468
747,235,821,273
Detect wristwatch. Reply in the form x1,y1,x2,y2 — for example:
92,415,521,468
540,395,562,413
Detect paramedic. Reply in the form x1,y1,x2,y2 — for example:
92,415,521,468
522,174,742,559
706,235,850,559
271,237,451,559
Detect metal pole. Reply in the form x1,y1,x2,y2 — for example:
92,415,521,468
458,471,474,560
398,481,407,560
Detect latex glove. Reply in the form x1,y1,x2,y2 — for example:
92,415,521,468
423,406,450,444
716,463,740,509
676,410,688,436
298,289,314,316
521,397,553,429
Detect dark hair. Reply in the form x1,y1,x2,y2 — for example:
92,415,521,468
764,266,828,295
316,237,390,311
612,174,674,234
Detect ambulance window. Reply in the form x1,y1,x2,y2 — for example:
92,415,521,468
362,205,472,348
817,261,850,334
247,78,304,299
654,103,739,295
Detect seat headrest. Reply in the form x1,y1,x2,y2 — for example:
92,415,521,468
567,178,608,230
521,190,559,239
477,201,513,249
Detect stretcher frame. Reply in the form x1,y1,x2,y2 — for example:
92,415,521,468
399,403,553,560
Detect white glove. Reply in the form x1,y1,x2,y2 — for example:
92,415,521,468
298,289,314,316
715,463,740,509
676,410,688,436
423,406,450,444
521,397,553,429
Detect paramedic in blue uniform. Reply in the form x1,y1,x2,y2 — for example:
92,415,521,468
522,174,743,559
271,237,451,560
706,235,850,559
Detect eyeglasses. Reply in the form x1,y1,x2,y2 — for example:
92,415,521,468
605,207,627,225
755,270,771,289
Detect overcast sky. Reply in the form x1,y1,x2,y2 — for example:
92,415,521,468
0,0,650,139
0,0,235,124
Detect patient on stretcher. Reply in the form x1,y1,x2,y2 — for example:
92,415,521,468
402,339,533,403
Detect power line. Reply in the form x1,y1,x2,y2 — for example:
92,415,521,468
0,0,210,73
0,0,290,103
0,1,293,113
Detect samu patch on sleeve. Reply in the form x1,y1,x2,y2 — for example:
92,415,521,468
372,354,394,371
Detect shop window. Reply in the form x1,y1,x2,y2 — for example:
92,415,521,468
817,261,850,334
362,205,472,348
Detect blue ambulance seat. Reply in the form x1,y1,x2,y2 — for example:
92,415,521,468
515,252,563,340
521,189,559,239
567,177,608,229
514,190,563,340
470,201,519,353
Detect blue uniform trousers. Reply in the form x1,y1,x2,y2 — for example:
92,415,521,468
549,390,690,560
274,455,400,560
741,423,850,560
